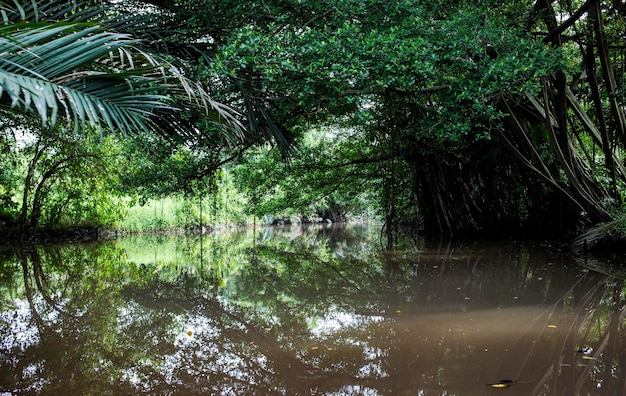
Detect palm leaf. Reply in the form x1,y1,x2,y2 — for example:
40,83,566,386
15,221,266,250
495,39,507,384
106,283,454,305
0,0,262,147
0,0,106,24
0,21,172,133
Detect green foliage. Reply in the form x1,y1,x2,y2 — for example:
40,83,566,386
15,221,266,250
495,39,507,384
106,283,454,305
117,133,221,200
232,128,380,222
211,1,563,135
0,1,243,142
0,133,20,225
202,0,575,234
118,170,251,232
203,0,626,237
0,0,276,234
1,0,625,241
119,197,187,232
11,126,129,229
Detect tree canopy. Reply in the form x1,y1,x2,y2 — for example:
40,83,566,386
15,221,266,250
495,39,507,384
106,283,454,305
2,0,626,248
191,0,626,243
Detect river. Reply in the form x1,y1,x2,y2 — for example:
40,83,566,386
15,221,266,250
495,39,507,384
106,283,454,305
1,223,624,395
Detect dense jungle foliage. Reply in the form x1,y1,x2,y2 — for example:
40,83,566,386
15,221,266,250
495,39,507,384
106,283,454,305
1,0,626,250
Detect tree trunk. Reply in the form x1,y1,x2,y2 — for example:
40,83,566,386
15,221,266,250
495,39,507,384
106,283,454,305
583,38,620,201
20,141,44,232
29,161,71,232
590,2,626,151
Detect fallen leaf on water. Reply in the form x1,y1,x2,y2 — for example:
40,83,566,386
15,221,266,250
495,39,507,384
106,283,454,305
488,379,517,388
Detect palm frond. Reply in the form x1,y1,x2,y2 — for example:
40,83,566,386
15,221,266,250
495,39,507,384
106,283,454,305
0,23,136,76
0,21,173,133
0,0,108,24
0,0,264,147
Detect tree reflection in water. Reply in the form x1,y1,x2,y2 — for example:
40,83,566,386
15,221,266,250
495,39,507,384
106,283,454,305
0,224,625,395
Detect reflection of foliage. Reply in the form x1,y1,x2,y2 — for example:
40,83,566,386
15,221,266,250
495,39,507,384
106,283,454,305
0,226,625,394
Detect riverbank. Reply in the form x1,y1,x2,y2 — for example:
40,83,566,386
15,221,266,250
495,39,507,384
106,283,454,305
1,221,625,263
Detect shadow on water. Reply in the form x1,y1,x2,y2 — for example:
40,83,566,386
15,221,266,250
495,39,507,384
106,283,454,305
0,223,625,395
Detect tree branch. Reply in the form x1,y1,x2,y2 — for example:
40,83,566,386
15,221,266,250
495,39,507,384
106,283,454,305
543,0,599,44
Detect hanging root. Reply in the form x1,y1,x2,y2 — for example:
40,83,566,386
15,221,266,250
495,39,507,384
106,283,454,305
571,217,626,253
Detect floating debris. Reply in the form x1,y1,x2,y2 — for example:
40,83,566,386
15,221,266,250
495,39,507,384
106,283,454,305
488,379,517,388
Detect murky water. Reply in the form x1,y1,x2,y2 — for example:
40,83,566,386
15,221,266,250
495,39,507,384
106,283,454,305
1,223,625,395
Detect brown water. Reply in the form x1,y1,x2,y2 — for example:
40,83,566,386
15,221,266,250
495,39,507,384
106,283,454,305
0,223,625,395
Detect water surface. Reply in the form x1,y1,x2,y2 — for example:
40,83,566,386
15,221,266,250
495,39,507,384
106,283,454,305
1,224,625,395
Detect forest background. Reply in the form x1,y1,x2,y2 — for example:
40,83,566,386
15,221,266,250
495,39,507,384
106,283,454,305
1,0,626,251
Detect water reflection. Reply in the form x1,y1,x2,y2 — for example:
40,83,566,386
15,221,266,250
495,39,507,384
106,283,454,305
0,224,625,395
